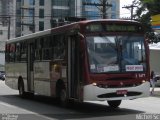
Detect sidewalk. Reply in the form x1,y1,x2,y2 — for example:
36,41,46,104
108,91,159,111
150,87,160,97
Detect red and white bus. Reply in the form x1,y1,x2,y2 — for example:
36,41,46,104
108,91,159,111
5,19,150,108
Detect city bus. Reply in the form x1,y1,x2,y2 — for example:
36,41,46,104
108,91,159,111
5,19,150,108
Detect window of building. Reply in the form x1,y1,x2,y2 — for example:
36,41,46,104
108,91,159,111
39,21,44,31
111,1,116,11
52,0,68,6
39,0,44,6
39,9,44,18
21,0,24,6
111,13,116,19
53,9,69,18
29,0,35,5
0,30,3,35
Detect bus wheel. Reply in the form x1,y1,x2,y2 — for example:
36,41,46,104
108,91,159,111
107,100,121,108
60,89,68,107
19,81,26,98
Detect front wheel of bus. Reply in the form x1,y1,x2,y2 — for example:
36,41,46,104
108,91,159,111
107,100,121,108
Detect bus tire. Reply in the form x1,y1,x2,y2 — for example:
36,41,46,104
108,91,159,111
107,100,121,108
27,92,34,99
60,89,68,107
18,81,26,98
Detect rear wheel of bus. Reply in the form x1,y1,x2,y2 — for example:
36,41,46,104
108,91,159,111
56,80,68,107
59,88,69,107
19,80,34,99
107,100,121,108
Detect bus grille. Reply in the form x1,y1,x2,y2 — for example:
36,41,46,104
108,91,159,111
97,92,142,98
97,83,141,88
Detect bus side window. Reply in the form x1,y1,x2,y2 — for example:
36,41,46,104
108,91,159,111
5,44,10,62
35,38,42,60
9,43,15,62
15,43,21,61
20,42,27,61
53,35,66,60
49,35,53,59
42,36,51,60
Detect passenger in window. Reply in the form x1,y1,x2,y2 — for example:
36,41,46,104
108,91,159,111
50,64,61,81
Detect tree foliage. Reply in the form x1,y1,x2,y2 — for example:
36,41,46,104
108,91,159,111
142,0,160,15
133,0,160,23
132,0,160,42
131,0,151,32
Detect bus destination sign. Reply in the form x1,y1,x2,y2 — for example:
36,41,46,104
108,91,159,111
106,24,139,32
86,24,103,32
86,23,142,32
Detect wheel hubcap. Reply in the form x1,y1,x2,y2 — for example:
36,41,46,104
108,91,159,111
60,90,66,102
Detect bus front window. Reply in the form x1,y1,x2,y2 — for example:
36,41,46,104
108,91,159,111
119,36,146,72
87,36,119,73
86,35,146,73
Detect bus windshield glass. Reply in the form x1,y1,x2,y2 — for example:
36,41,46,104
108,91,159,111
86,35,146,73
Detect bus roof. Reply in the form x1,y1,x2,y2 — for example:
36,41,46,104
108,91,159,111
78,19,140,24
6,28,51,44
6,19,141,44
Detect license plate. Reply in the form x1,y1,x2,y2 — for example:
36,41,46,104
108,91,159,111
116,90,128,95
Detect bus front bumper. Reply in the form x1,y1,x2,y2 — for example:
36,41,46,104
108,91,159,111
83,82,150,101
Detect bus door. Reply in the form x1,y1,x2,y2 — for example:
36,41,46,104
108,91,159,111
68,35,81,99
27,42,34,92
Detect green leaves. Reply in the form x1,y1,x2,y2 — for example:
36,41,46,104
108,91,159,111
142,0,154,3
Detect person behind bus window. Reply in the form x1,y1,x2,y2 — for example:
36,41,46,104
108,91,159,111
150,70,156,95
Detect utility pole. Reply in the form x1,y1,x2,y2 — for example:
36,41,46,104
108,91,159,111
122,5,137,20
83,0,112,19
7,16,10,39
0,15,11,39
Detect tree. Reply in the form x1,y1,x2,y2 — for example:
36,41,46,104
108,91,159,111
130,0,151,32
142,0,160,15
134,0,160,24
132,0,160,42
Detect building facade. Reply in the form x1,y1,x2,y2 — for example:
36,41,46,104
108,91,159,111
16,0,51,37
0,0,120,38
0,0,16,69
0,0,15,40
16,0,120,36
82,0,120,19
0,0,120,70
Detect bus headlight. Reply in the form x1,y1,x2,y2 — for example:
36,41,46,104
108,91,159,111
92,82,97,86
142,80,146,83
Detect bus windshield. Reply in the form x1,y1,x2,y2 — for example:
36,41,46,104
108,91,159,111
86,35,146,73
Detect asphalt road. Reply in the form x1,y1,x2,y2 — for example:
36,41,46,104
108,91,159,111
0,80,160,120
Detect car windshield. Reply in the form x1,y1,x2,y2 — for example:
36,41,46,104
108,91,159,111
86,35,146,73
